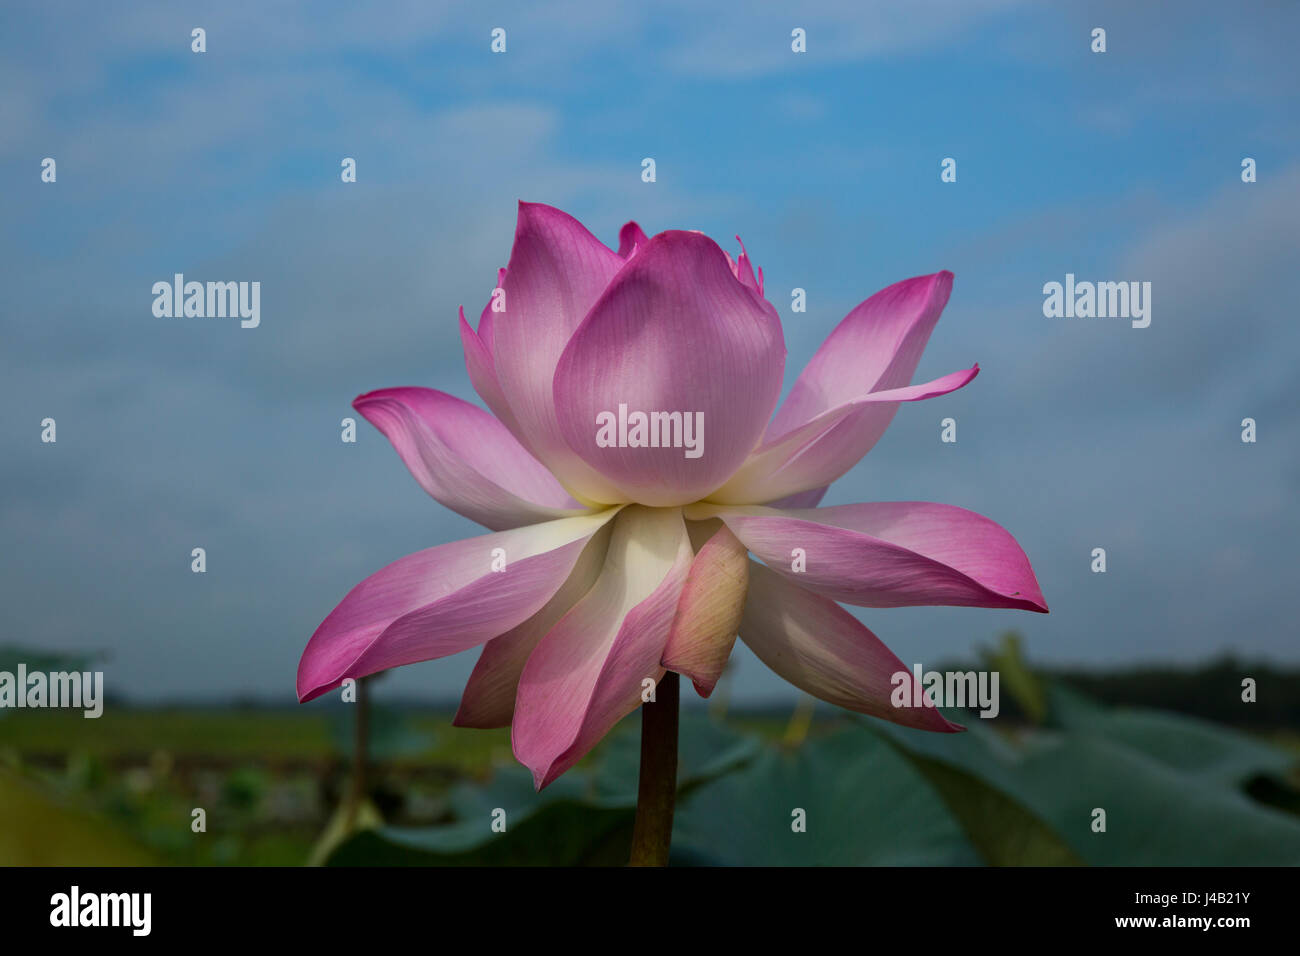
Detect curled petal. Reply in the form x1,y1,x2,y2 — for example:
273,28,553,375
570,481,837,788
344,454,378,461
740,563,962,732
711,365,978,504
554,230,786,506
769,271,955,439
732,236,762,296
297,510,620,702
661,524,749,696
715,271,962,503
687,501,1048,613
617,221,649,258
353,387,584,530
512,506,694,788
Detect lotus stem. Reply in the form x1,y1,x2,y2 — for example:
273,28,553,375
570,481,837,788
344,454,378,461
628,671,679,866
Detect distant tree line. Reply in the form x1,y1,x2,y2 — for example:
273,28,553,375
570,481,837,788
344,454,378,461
1045,656,1299,729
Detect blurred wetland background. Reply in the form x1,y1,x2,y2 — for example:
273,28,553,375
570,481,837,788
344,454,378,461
4,634,1298,866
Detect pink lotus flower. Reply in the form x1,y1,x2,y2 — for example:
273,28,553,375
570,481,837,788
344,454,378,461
297,202,1047,789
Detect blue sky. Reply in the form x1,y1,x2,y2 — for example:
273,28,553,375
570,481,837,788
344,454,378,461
2,1,1298,704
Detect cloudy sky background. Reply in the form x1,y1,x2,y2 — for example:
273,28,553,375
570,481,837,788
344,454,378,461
3,1,1297,704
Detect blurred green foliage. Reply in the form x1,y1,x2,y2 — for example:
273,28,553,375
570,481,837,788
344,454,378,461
1,635,1297,866
322,690,1300,866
